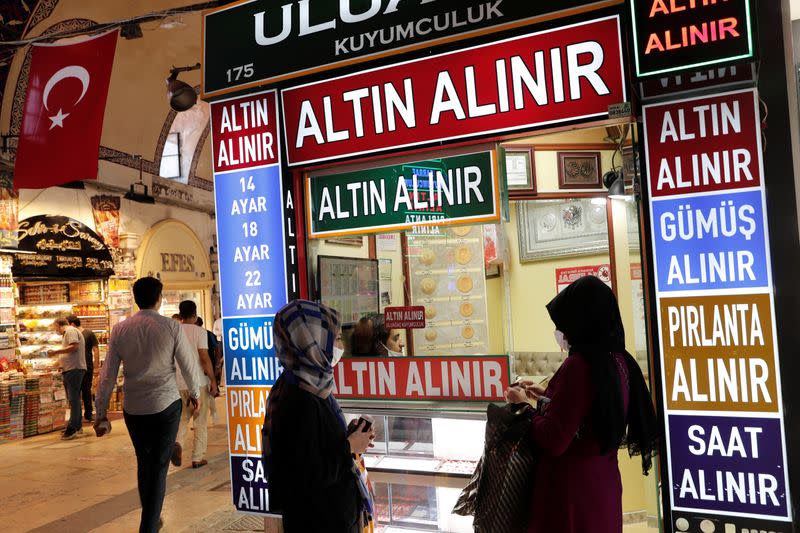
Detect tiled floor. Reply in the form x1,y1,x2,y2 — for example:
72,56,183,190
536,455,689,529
1,396,664,532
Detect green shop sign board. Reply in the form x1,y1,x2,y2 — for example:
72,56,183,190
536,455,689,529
305,150,500,238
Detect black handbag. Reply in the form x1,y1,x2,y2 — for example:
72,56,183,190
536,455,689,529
453,402,538,533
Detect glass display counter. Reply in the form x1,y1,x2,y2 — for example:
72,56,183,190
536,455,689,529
341,400,487,533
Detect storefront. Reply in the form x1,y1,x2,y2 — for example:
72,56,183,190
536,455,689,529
205,1,799,532
135,219,215,324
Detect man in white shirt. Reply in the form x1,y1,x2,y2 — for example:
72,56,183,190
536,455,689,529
94,277,204,533
173,300,218,469
48,318,86,440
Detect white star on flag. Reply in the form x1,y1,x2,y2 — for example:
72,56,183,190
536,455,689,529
49,108,70,130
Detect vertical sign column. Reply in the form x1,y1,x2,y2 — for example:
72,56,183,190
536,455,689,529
211,90,288,514
644,89,793,531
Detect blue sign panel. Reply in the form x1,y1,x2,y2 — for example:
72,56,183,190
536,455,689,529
651,189,768,292
668,414,788,518
215,165,288,318
223,317,282,387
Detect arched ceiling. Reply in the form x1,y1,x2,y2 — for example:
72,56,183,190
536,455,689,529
0,0,218,190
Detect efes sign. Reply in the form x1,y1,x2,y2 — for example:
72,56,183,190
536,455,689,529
202,0,623,97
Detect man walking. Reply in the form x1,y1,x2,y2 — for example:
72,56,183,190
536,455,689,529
67,315,100,422
173,300,218,469
47,318,86,440
94,277,204,533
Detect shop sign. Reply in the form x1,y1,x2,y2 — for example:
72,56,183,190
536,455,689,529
12,215,114,278
639,64,756,101
333,355,511,402
643,89,792,526
630,0,755,78
555,264,611,292
384,306,426,329
202,0,620,97
306,151,500,237
281,16,625,166
210,89,294,515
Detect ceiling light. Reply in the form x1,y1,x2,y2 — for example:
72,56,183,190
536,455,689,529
120,23,143,40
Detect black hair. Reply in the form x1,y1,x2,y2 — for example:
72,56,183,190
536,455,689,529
196,317,204,327
350,313,389,356
54,318,69,327
179,300,197,320
133,277,163,309
66,315,81,327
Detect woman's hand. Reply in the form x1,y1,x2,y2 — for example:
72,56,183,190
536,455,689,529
347,420,375,455
518,380,546,400
504,386,529,404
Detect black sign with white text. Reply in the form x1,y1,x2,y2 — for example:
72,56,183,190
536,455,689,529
203,0,616,96
630,0,755,78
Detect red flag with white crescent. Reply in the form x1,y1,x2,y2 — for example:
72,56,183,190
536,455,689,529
14,30,118,189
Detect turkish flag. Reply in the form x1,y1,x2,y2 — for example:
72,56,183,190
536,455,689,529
14,30,118,189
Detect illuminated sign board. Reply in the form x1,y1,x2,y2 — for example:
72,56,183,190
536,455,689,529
305,150,501,238
281,16,625,166
643,89,792,529
333,355,512,402
210,89,298,515
201,0,621,97
630,0,754,78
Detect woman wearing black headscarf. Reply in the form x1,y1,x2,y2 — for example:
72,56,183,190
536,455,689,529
505,276,659,533
262,300,376,533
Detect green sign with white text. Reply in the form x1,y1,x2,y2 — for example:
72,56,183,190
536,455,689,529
306,151,500,238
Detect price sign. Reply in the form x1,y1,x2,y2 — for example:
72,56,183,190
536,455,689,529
643,89,792,529
211,89,291,515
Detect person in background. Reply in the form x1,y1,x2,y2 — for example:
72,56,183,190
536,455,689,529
171,314,181,322
350,314,405,357
173,301,218,469
47,318,86,440
212,317,224,386
504,276,659,533
67,315,100,422
263,300,375,533
94,277,205,533
196,317,220,424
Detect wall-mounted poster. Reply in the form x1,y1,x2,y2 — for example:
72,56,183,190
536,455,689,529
318,256,379,325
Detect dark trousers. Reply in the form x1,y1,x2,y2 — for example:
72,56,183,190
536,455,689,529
124,399,182,533
62,369,86,432
81,364,93,419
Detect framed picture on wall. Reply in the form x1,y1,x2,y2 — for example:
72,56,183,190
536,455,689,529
516,198,609,262
325,236,363,247
557,152,602,189
503,146,535,196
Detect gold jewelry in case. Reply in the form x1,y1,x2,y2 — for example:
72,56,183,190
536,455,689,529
452,226,471,237
455,246,472,265
425,306,437,319
420,248,436,266
457,276,473,293
421,277,437,295
425,329,438,342
459,302,474,317
462,326,475,339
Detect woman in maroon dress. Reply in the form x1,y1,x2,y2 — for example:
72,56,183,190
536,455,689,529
505,276,659,533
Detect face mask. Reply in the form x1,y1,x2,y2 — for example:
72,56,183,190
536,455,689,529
554,330,570,352
332,346,344,366
382,343,404,357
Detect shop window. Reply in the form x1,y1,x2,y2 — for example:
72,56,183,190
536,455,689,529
159,132,182,179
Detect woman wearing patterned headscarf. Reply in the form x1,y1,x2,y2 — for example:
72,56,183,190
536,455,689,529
505,276,659,533
263,300,376,533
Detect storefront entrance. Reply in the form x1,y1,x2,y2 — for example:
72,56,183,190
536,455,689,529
301,123,659,531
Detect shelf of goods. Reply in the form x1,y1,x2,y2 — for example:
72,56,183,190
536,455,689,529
0,370,66,440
